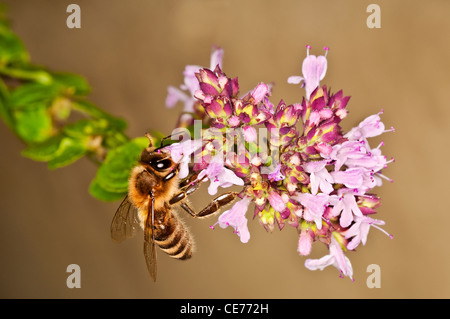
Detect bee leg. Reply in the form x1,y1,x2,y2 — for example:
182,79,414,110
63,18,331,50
178,171,200,189
169,174,205,206
180,202,196,217
180,192,238,218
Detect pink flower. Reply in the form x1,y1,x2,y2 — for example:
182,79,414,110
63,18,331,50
267,163,285,182
215,196,252,243
344,146,386,172
197,155,244,195
345,215,392,250
331,191,363,228
303,160,334,195
305,235,353,280
328,140,367,171
165,47,224,112
288,45,328,100
293,192,329,229
166,139,203,179
209,45,224,70
165,86,195,111
345,111,394,144
330,168,364,189
251,82,270,104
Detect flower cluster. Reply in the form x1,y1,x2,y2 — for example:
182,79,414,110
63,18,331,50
164,46,394,280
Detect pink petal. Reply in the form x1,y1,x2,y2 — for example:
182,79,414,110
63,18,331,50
305,254,335,271
330,168,363,189
243,125,257,143
182,65,202,95
165,86,188,108
303,159,328,173
329,236,353,278
298,231,313,256
210,47,224,70
218,196,251,243
268,191,287,213
302,55,327,99
287,75,304,85
251,82,270,104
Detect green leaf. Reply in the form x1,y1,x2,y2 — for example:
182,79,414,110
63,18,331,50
21,134,64,161
89,177,127,202
94,137,148,193
52,72,90,96
8,72,89,111
0,88,13,128
22,134,88,169
13,103,53,143
72,100,127,130
47,137,87,169
102,131,130,150
63,118,110,139
9,82,60,109
0,28,29,65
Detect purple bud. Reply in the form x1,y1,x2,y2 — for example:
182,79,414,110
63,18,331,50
199,82,219,96
205,99,223,118
311,96,325,111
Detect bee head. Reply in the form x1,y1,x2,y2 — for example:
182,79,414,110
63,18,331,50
139,133,178,182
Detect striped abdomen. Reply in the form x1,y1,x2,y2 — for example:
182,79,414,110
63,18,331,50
153,208,193,260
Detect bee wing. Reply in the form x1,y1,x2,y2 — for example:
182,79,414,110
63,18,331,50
111,195,141,242
144,196,157,282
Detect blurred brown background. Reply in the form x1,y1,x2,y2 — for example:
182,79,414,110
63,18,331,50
0,0,449,298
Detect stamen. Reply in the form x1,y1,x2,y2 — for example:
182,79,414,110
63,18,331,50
376,141,384,149
385,157,395,165
356,194,377,199
383,126,395,133
306,44,311,56
370,222,393,239
323,46,329,57
375,172,393,183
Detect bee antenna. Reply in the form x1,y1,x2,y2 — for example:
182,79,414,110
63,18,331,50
145,132,154,147
159,130,188,148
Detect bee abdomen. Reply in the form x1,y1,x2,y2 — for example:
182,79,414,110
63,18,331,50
155,215,193,260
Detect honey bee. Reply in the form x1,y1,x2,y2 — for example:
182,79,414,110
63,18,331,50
111,133,237,281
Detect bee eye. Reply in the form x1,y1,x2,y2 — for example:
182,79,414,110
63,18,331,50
151,159,172,171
